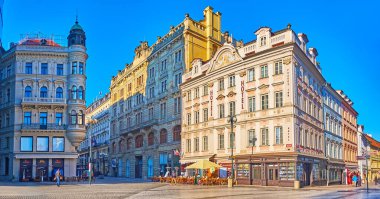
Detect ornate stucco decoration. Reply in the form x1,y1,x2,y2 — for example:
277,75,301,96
193,103,200,108
239,71,246,77
207,44,243,73
227,91,236,97
283,56,292,65
272,81,284,86
201,101,209,105
208,82,214,87
258,84,269,89
216,94,225,100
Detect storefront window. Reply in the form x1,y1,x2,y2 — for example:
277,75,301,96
312,163,319,180
52,137,64,152
296,163,303,181
279,162,295,180
252,164,261,179
237,164,249,179
36,137,49,152
20,137,33,152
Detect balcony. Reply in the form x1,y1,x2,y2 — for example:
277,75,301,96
120,119,158,135
22,97,66,104
21,123,66,132
67,124,86,130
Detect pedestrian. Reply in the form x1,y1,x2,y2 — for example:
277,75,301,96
352,173,357,187
375,175,378,185
55,168,61,187
358,174,362,186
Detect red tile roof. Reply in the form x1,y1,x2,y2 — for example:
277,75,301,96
20,39,61,47
364,134,380,149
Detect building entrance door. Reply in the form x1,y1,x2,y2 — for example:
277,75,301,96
135,156,142,178
19,159,33,181
267,164,279,186
303,163,311,186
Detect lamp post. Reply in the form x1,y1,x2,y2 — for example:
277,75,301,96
88,119,97,185
227,115,237,187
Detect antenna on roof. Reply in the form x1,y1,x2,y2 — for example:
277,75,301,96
76,9,79,24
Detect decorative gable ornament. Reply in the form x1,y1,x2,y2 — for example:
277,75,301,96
207,44,243,73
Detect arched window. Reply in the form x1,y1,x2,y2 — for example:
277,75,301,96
71,86,77,99
118,140,123,152
56,87,63,98
135,135,143,148
40,86,48,98
160,129,167,144
70,110,77,124
78,110,84,125
25,86,32,97
173,125,181,142
127,138,132,150
78,86,84,100
148,132,154,146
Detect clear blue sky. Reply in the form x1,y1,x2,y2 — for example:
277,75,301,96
3,1,380,138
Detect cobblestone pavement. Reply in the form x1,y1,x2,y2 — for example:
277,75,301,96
0,178,380,199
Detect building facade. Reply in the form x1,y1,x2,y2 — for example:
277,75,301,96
181,26,328,187
357,125,368,181
109,6,222,179
336,90,358,182
363,133,380,182
0,20,87,181
322,83,344,185
77,93,110,176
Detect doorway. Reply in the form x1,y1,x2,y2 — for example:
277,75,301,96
303,163,311,186
135,156,142,178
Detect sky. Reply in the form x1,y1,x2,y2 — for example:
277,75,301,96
3,0,380,139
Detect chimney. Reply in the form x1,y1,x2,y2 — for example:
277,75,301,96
297,33,308,52
308,47,318,65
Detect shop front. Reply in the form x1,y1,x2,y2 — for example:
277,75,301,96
235,153,327,187
36,159,49,182
52,159,64,181
19,159,33,182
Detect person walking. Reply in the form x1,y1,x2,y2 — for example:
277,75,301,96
352,173,358,187
55,168,61,187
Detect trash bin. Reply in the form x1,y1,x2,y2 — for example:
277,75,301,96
294,180,300,189
228,178,233,187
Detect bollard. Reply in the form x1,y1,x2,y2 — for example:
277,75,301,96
228,178,233,188
294,180,301,189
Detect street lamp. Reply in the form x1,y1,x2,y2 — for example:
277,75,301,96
88,118,97,185
227,115,237,187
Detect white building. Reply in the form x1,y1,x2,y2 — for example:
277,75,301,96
0,19,87,181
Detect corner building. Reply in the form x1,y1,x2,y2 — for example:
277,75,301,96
181,26,328,187
0,20,87,181
109,6,222,178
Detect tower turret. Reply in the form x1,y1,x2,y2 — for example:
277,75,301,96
67,17,86,47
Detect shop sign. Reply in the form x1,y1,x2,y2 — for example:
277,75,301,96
286,144,292,148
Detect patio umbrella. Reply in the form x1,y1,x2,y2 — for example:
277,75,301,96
185,159,222,170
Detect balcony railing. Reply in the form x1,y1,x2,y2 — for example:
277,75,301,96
22,123,66,130
120,119,158,135
22,97,66,104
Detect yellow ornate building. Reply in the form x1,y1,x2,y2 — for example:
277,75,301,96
108,7,223,178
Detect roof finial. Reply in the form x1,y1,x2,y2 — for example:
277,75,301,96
75,9,79,24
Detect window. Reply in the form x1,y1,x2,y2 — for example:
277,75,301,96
229,101,235,116
261,94,269,110
24,112,32,125
218,134,224,149
202,136,208,151
260,65,268,78
149,67,155,79
275,127,283,144
149,87,155,98
194,111,199,124
261,128,269,145
248,68,255,81
160,129,167,144
71,110,77,124
56,112,63,125
20,137,33,152
174,73,182,86
218,104,225,118
228,75,235,87
78,110,84,125
275,92,283,108
173,126,181,142
203,84,208,96
40,86,48,98
187,113,191,125
194,87,199,98
71,86,77,99
248,97,255,112
218,79,224,90
57,64,63,75
161,80,167,92
148,107,154,120
37,137,49,152
72,62,77,74
39,112,47,129
187,91,192,101
194,137,199,152
186,139,191,152
203,108,208,122
274,61,283,75
148,133,154,146
56,87,63,98
25,86,32,97
52,137,64,152
160,102,166,119
79,62,84,74
248,129,256,146
260,36,266,46
174,97,181,114
175,50,182,63
25,62,33,74
161,59,167,71
41,63,48,75
135,135,143,148
78,86,84,100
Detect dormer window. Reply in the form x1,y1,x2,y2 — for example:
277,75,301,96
260,36,267,46
194,66,198,74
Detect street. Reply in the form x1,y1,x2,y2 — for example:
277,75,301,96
0,178,380,199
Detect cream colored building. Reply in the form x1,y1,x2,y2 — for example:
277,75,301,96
181,26,328,187
0,20,87,181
